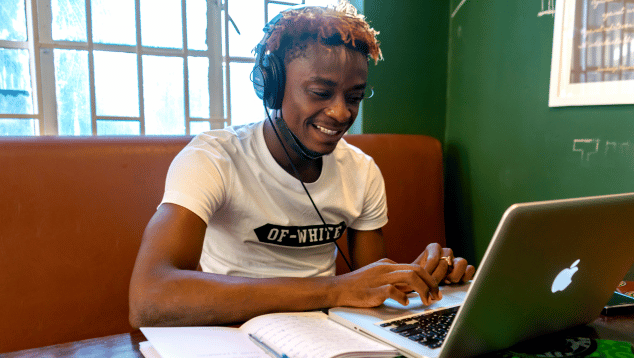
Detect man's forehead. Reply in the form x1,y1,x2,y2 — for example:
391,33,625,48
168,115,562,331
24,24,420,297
289,41,368,65
288,44,368,81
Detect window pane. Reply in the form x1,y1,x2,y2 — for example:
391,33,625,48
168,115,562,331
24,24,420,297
267,4,291,22
221,7,226,55
143,55,184,135
187,0,207,51
94,51,139,116
0,118,38,135
188,56,209,118
141,0,182,48
229,62,264,126
0,0,27,41
91,0,136,45
190,120,210,134
0,48,33,114
222,62,227,118
55,49,91,135
52,0,87,41
97,119,140,135
268,1,338,22
304,0,338,5
228,0,264,57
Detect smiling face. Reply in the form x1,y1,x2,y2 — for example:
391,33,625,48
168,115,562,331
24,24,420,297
280,43,369,156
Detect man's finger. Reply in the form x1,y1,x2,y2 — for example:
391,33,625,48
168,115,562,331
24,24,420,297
422,243,443,273
430,258,449,287
383,267,440,304
446,257,468,283
462,265,476,282
375,284,411,306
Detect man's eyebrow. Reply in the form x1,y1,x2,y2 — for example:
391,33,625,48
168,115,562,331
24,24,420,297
307,77,338,87
307,76,367,90
350,83,367,91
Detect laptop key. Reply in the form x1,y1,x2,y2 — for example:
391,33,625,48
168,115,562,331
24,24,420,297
380,306,460,349
390,323,419,333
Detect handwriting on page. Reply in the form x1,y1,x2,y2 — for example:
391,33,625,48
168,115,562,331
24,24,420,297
245,312,391,358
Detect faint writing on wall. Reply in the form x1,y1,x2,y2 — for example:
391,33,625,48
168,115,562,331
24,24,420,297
571,0,634,83
573,138,632,161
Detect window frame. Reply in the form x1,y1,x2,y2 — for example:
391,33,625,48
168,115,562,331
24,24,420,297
1,0,224,135
1,0,360,136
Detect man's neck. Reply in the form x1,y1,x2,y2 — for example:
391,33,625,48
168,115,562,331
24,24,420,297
263,119,323,183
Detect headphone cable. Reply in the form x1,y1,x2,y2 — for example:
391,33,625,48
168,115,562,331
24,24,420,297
265,106,354,273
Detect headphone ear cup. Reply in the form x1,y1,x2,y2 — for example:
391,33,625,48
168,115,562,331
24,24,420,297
262,53,285,110
252,61,267,102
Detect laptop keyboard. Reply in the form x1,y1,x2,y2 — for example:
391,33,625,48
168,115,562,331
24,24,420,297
378,305,460,349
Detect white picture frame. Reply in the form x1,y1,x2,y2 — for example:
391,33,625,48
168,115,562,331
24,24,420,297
549,0,634,107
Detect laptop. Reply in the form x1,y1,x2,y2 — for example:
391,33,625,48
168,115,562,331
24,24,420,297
329,193,634,358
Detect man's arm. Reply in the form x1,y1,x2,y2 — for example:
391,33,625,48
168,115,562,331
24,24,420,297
129,204,443,328
346,227,387,270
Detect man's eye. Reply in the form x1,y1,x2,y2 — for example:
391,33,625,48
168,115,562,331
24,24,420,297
346,94,365,104
311,90,331,99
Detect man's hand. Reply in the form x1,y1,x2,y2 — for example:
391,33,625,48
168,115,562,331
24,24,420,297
344,229,474,308
333,258,442,307
413,243,475,285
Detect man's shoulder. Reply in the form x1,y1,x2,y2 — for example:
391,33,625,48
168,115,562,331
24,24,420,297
333,137,375,165
187,121,262,152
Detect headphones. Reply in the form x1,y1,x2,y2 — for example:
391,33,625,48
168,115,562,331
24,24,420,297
252,4,325,160
252,5,312,109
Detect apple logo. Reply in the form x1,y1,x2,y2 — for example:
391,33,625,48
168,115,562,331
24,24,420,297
551,259,580,293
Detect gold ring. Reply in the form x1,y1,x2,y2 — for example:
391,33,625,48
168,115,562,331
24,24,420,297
441,256,453,266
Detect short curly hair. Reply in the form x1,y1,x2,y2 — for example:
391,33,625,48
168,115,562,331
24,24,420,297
261,1,382,65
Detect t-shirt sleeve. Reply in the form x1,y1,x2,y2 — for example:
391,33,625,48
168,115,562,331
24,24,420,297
160,143,229,225
348,159,388,231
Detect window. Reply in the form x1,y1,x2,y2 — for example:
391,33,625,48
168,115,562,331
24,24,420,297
0,0,343,136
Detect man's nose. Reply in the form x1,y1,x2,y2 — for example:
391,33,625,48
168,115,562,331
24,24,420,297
325,96,352,122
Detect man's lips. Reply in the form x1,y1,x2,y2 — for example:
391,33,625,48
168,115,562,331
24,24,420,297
314,124,344,136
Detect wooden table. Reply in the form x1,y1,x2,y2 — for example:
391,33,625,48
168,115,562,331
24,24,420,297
2,314,633,358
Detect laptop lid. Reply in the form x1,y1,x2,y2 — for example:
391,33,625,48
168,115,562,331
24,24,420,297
329,193,634,358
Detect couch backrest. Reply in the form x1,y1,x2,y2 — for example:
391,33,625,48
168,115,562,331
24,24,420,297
0,134,444,353
0,136,191,353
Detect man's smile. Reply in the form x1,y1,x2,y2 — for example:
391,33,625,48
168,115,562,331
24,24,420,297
314,124,341,136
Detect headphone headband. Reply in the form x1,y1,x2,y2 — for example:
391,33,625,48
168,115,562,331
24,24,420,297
252,5,318,109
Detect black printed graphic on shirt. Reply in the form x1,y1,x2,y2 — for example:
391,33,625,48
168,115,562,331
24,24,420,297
253,221,347,247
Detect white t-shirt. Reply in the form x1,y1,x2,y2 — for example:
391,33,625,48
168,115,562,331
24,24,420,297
161,120,388,278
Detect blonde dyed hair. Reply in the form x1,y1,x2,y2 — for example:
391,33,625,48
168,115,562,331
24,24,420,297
262,1,382,65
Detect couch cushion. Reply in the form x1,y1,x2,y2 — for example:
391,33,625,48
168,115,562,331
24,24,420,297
0,136,192,352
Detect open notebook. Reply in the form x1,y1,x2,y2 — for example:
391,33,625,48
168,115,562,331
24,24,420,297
140,311,398,358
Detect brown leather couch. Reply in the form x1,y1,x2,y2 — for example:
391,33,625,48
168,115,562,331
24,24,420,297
0,134,445,353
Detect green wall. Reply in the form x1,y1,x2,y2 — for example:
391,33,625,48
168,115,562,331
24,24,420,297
361,0,449,141
361,0,634,270
444,0,634,265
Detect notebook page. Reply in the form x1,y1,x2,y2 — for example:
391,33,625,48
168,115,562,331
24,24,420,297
242,311,398,358
140,327,269,358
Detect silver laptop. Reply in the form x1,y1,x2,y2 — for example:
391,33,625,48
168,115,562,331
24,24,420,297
329,193,634,358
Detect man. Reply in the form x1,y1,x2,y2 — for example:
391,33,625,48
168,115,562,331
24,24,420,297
129,2,475,328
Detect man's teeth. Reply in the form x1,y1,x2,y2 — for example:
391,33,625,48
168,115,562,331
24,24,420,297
316,125,337,135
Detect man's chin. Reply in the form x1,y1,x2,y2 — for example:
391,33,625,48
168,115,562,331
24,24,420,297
312,143,338,156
